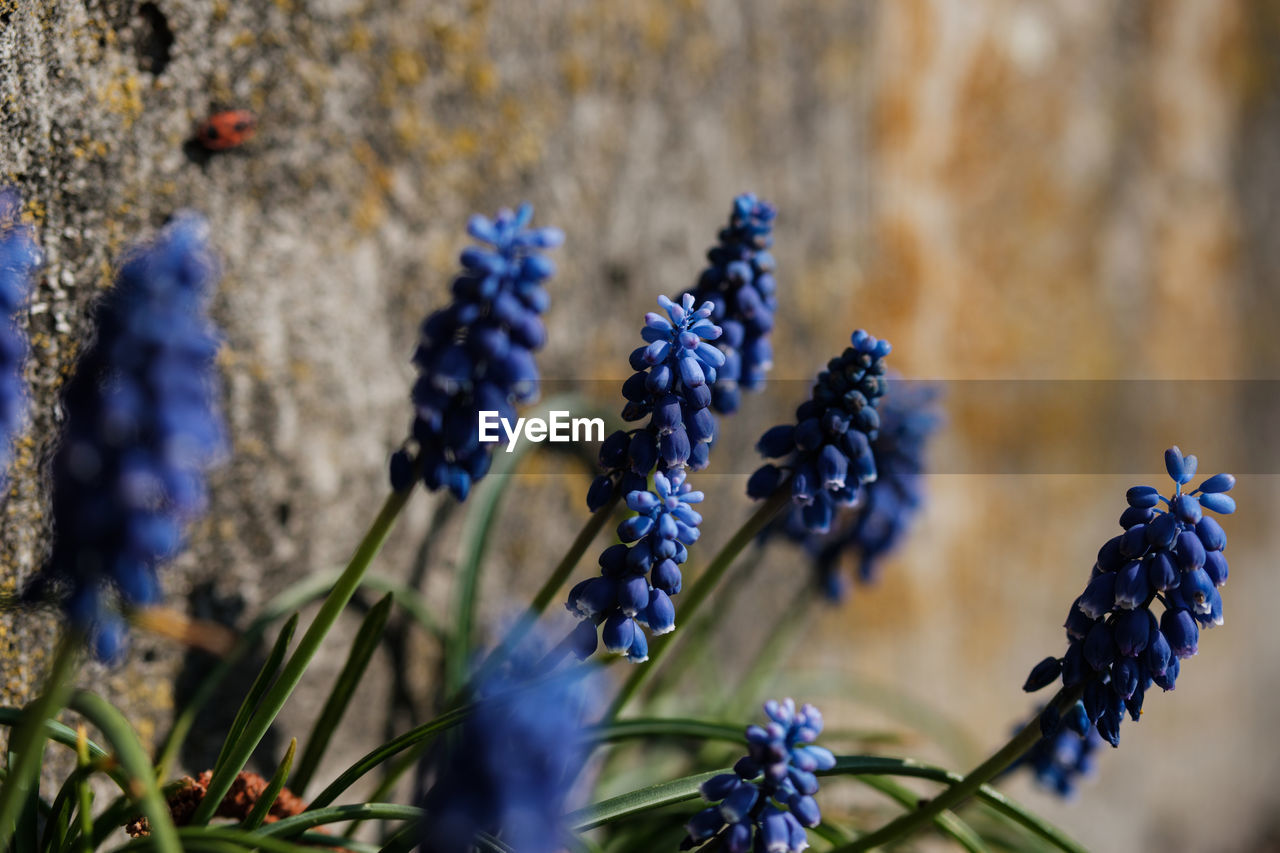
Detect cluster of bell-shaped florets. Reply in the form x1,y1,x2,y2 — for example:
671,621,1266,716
0,189,38,468
748,330,891,533
27,215,225,662
391,204,562,501
586,294,723,511
567,468,702,662
418,635,597,853
767,381,941,600
1010,701,1102,799
1023,447,1235,747
682,699,835,853
683,193,778,414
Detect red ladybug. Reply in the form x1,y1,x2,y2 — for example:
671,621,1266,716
194,110,256,151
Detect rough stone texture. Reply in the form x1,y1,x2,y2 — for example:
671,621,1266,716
2,0,1279,849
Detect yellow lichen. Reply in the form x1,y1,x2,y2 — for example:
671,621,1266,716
98,74,144,128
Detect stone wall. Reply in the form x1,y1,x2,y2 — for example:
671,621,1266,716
3,1,1279,848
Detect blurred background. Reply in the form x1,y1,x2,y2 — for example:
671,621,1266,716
3,1,1279,850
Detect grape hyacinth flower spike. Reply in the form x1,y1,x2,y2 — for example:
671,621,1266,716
748,330,891,534
567,468,703,662
0,189,39,468
587,293,723,511
391,203,562,501
419,634,598,853
1009,701,1102,798
683,699,835,853
766,380,941,600
684,192,778,414
27,214,225,661
1023,447,1236,747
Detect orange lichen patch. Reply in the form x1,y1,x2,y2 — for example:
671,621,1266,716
868,217,924,317
898,0,938,70
872,86,916,151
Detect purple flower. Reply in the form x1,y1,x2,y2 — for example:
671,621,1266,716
765,381,941,600
1010,701,1102,798
587,294,723,513
749,330,891,533
683,699,834,853
27,214,224,661
1024,448,1235,747
392,204,562,501
419,635,597,853
683,193,778,414
0,189,38,469
568,468,704,662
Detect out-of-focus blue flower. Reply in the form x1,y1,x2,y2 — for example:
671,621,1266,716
683,699,834,853
1024,447,1235,747
748,330,891,534
1009,701,1102,798
27,214,224,661
0,190,38,468
766,382,941,600
586,294,723,512
684,193,778,414
567,468,703,662
419,637,597,853
392,204,562,501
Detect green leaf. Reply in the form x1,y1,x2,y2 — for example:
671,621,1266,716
0,632,82,848
72,728,95,853
473,831,514,853
604,487,792,721
241,737,296,831
0,710,117,787
568,754,1084,853
209,613,299,783
305,704,470,810
118,826,315,853
568,770,720,830
855,775,988,853
257,803,422,838
445,411,539,696
292,592,393,793
307,667,581,810
376,820,421,853
191,485,415,825
39,764,89,853
66,691,180,853
585,718,746,746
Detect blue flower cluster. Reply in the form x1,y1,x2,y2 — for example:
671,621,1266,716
1011,702,1102,798
748,330,891,533
0,190,38,465
29,214,224,661
392,204,562,501
586,294,724,512
1023,447,1235,746
683,699,835,853
419,643,594,853
567,468,703,662
768,382,941,600
683,193,778,414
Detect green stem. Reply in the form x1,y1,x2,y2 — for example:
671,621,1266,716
832,685,1084,852
190,482,415,825
723,582,812,714
647,547,762,701
471,489,620,685
856,775,985,853
604,486,791,720
67,691,181,853
0,629,82,847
